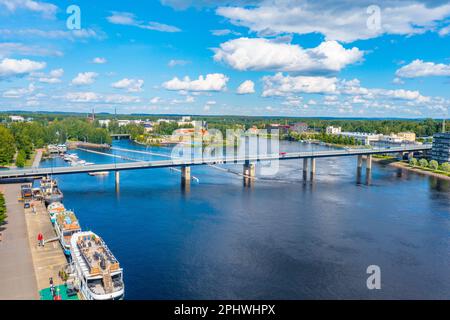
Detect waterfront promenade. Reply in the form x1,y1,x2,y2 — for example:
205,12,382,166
24,199,67,291
0,184,38,300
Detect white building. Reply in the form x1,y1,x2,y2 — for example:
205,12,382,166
9,115,25,122
117,120,131,127
326,126,341,134
98,119,111,127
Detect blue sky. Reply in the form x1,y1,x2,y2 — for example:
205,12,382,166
0,0,450,118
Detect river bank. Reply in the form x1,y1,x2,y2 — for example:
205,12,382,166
373,157,450,181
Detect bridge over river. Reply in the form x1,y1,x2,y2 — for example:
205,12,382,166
0,145,431,187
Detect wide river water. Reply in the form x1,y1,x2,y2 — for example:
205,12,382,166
40,139,449,299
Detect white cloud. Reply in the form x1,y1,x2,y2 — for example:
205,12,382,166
168,59,189,67
439,25,450,36
111,78,144,92
0,0,57,18
210,29,240,36
236,80,255,94
0,58,45,78
0,42,62,58
162,73,229,91
38,68,64,84
0,28,103,41
213,38,363,73
107,12,181,32
2,83,35,98
92,57,107,64
217,1,450,43
71,72,98,86
262,73,338,96
170,95,195,104
396,59,450,78
65,91,140,104
150,96,161,104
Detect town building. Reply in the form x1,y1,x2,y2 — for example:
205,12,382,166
431,132,450,163
326,126,341,134
290,122,309,134
9,115,25,122
397,132,416,142
98,119,111,127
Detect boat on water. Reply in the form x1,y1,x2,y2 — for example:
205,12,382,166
88,171,109,176
54,210,81,256
47,202,65,224
70,231,124,300
40,177,64,205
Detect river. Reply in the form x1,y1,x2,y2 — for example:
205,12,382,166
39,139,450,299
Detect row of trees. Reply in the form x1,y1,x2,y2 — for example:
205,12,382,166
409,158,450,172
0,192,6,226
0,119,112,166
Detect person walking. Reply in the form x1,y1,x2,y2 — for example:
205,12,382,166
37,232,43,247
0,232,3,243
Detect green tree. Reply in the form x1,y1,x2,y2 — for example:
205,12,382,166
0,126,16,165
409,157,418,166
428,160,439,170
419,158,428,167
16,150,26,168
441,162,450,172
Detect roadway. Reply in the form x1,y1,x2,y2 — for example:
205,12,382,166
0,145,431,179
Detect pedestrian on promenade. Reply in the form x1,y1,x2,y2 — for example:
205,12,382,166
0,232,2,243
37,232,43,247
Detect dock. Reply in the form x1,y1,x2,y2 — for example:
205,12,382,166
24,198,68,291
0,184,39,300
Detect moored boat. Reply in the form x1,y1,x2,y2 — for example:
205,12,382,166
40,177,64,205
47,202,65,224
88,171,109,176
54,210,81,256
70,231,124,300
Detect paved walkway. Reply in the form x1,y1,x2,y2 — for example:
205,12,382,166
0,184,39,300
24,199,68,291
31,149,43,169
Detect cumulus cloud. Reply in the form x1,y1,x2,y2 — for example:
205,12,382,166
216,1,450,43
396,59,450,78
213,38,363,73
236,80,255,94
0,58,45,78
162,73,229,91
107,12,181,32
71,72,98,86
2,83,35,98
0,0,58,18
92,57,107,64
262,73,338,96
37,68,64,84
111,78,144,92
210,29,241,36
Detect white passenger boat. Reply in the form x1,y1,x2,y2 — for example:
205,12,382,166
47,202,65,224
88,171,109,176
40,177,64,205
70,231,124,300
54,210,81,256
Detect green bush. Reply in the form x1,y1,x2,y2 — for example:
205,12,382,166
409,157,418,166
440,162,450,172
0,192,7,225
16,150,26,168
418,158,428,167
428,160,439,170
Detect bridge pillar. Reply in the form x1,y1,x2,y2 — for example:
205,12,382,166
243,161,255,187
357,155,363,169
115,171,120,188
181,165,191,186
310,158,316,179
366,154,372,171
408,152,414,160
303,158,309,180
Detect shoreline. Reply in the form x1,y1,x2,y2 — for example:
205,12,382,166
373,157,450,181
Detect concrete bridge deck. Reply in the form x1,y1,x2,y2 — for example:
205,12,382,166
0,145,431,179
